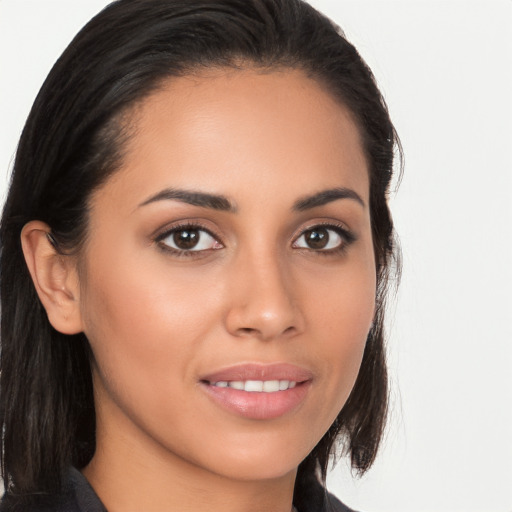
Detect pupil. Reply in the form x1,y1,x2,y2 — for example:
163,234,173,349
306,228,328,249
173,229,199,249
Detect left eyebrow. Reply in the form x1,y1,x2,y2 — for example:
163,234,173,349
138,187,237,212
293,187,365,211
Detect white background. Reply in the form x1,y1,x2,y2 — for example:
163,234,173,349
0,1,511,511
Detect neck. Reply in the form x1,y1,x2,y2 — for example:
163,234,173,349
83,450,297,512
83,396,297,512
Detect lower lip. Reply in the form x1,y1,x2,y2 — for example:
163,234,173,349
201,382,311,420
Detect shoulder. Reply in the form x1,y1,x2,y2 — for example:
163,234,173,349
0,493,77,512
295,477,359,512
0,468,106,512
324,492,358,512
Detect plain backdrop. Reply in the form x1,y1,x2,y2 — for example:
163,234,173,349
0,1,511,511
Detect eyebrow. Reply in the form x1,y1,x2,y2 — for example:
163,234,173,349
139,188,237,212
293,187,365,211
138,186,363,213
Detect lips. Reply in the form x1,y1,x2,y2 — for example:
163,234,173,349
200,363,313,420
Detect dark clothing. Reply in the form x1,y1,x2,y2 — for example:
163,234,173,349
0,468,106,512
1,467,356,511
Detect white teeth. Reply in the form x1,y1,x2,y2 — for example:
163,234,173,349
245,380,263,392
262,380,280,392
211,380,297,392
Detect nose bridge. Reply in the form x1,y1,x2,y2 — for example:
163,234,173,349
225,242,303,340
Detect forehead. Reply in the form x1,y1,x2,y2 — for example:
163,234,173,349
98,67,369,209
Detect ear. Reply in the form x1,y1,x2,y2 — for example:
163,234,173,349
21,221,83,335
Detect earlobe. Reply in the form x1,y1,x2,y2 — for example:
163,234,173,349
21,221,83,335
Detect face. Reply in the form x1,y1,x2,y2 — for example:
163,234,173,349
77,68,376,482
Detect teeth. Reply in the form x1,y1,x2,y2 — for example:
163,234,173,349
279,380,289,390
262,380,280,392
211,380,298,392
245,380,263,392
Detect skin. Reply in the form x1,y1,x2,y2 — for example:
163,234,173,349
23,68,376,512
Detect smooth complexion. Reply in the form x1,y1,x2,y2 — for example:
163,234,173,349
23,68,376,512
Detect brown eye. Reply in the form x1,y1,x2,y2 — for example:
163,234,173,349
173,229,200,249
303,228,329,249
159,226,221,252
293,226,345,251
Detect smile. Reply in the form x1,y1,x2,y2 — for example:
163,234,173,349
200,363,312,420
209,380,297,392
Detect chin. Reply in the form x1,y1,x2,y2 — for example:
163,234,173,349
191,433,311,482
211,458,299,482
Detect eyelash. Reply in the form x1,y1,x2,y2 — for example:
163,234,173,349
154,221,356,258
292,222,356,256
154,222,221,258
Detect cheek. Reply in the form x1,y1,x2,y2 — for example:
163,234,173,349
306,254,376,406
81,248,219,344
78,257,229,458
78,252,221,407
309,245,376,336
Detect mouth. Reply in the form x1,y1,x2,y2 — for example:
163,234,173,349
207,379,298,392
199,363,312,420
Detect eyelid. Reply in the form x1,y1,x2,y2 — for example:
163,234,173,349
151,219,355,256
154,221,224,254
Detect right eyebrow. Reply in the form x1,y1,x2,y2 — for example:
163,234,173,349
138,187,237,212
293,187,365,211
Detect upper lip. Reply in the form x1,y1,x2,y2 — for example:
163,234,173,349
200,363,314,383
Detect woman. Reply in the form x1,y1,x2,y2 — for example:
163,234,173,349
0,0,400,511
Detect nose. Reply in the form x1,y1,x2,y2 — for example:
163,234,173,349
224,250,305,341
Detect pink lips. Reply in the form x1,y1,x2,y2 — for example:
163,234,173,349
200,363,313,420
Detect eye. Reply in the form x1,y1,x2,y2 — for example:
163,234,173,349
157,225,222,253
293,225,352,252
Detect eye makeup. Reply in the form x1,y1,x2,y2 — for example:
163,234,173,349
154,221,224,258
153,218,357,259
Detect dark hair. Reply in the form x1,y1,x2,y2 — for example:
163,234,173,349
0,0,401,507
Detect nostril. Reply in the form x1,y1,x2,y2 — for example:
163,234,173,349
236,325,297,339
239,327,256,335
